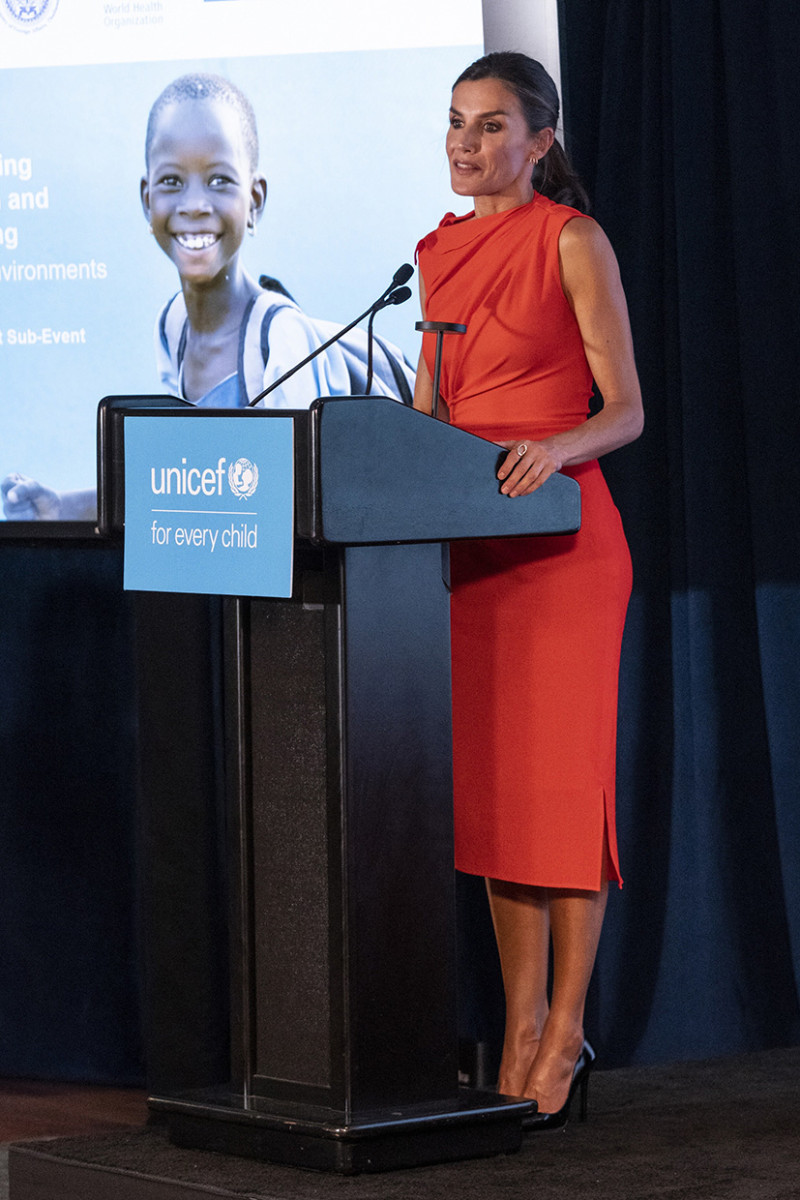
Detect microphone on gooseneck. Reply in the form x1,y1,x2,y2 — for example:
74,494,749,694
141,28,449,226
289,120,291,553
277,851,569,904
372,262,414,312
247,264,415,407
387,262,414,290
383,285,412,307
365,273,414,396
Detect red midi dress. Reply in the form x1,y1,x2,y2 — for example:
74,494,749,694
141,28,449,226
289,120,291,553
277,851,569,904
416,193,631,890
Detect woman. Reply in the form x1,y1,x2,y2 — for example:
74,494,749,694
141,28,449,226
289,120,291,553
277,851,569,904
414,52,643,1127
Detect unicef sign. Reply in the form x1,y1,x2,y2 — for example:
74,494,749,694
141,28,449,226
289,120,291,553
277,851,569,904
124,414,294,599
145,454,261,502
229,457,259,500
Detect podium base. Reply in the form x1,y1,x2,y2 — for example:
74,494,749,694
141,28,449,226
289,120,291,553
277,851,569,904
150,1087,534,1174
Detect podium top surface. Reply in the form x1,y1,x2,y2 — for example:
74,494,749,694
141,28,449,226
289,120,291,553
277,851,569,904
313,398,580,545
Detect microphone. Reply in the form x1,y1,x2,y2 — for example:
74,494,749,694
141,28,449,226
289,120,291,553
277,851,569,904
389,263,414,288
248,264,415,407
382,285,412,307
365,283,413,395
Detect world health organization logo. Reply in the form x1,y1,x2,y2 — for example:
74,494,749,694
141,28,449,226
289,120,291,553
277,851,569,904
228,457,259,500
0,0,60,33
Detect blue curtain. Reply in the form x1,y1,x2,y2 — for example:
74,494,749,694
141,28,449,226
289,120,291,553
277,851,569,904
554,0,800,1063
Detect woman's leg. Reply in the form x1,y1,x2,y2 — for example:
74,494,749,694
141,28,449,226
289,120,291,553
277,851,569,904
485,878,551,1097
522,882,609,1112
486,877,609,1108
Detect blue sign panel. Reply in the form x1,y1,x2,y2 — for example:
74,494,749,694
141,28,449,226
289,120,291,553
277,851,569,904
123,415,294,598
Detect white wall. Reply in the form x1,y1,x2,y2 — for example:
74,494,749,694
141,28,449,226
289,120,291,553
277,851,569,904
481,0,562,111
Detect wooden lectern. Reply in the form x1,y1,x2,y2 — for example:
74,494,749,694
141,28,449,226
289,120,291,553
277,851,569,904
99,396,581,1174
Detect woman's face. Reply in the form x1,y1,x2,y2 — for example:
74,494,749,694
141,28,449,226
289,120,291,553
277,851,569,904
446,78,548,212
141,98,266,287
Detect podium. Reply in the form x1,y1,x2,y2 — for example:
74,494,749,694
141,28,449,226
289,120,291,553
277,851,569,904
100,396,580,1174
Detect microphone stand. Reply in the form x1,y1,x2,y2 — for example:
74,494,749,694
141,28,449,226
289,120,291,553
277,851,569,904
365,285,413,395
415,321,467,419
248,266,414,408
365,308,377,397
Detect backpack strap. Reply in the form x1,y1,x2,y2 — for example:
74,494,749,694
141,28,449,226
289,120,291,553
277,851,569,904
236,294,259,406
259,295,294,370
158,292,189,376
153,294,186,395
374,333,414,405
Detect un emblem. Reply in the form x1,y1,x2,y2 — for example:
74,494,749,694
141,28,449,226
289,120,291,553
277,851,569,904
228,458,259,500
0,0,60,33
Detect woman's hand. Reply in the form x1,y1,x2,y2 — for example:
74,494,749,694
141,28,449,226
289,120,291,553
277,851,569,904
497,439,562,496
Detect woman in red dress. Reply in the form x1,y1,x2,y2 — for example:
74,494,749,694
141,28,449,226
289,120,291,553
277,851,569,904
414,52,643,1126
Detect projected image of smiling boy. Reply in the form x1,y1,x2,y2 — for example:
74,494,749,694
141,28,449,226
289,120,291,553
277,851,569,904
1,73,414,520
141,75,267,406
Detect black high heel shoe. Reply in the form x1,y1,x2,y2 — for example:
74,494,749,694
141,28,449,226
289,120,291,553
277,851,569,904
521,1041,596,1132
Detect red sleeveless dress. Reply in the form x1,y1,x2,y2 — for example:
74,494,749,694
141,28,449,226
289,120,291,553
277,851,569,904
417,194,630,889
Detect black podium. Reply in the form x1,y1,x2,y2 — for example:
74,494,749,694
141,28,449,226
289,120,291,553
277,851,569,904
101,396,580,1174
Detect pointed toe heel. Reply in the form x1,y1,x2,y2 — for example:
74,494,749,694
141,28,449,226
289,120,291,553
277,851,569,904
522,1040,596,1133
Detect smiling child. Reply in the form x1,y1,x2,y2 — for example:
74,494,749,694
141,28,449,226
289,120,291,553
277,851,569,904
143,74,413,410
3,73,413,518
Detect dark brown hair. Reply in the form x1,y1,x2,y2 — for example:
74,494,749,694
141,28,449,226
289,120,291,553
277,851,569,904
454,51,590,214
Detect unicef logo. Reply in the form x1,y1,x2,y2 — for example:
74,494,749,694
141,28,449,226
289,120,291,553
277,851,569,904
228,457,259,500
0,0,60,33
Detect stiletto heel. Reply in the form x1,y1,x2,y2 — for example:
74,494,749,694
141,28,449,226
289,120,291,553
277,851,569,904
522,1040,596,1132
578,1053,591,1121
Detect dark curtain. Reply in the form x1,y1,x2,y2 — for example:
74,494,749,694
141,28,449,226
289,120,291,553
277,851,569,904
0,544,231,1089
551,0,800,1064
0,543,144,1083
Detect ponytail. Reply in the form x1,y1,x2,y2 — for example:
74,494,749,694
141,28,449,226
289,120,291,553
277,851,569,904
534,137,590,214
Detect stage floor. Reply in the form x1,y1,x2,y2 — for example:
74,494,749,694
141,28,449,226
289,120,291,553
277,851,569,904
3,1048,799,1200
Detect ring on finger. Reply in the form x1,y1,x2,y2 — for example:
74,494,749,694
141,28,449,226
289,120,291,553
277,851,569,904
516,442,528,457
